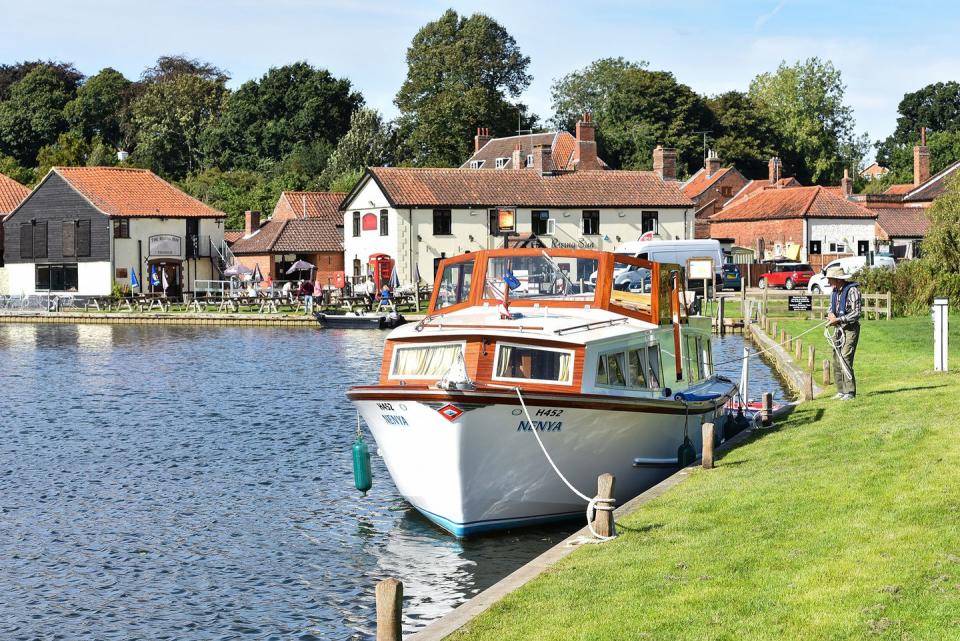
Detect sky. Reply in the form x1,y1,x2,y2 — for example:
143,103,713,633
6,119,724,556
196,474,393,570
1,0,959,153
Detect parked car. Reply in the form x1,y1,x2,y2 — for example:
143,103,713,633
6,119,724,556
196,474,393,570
758,262,814,290
807,255,896,294
721,264,742,291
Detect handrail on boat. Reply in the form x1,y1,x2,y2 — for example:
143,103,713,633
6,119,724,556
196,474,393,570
554,317,630,336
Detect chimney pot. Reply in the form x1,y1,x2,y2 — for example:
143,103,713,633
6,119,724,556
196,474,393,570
841,167,852,198
768,157,782,184
244,210,261,236
574,113,600,170
511,143,523,170
474,127,492,153
705,150,721,178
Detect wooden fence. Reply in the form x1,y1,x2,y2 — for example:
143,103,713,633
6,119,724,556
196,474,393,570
745,289,892,321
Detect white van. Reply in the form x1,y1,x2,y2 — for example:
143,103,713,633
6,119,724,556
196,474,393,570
807,255,895,294
590,239,724,289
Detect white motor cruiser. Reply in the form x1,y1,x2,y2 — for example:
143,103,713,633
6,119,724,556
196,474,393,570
348,248,739,536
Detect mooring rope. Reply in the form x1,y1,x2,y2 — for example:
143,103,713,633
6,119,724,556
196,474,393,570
712,318,831,367
514,387,616,542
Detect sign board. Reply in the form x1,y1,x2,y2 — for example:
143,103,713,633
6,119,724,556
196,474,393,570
496,208,516,233
686,256,714,281
148,234,182,257
788,295,813,312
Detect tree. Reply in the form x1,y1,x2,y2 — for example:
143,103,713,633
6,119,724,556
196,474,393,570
0,66,76,165
0,60,83,100
550,58,710,174
319,108,397,188
921,173,960,274
35,131,93,177
64,68,133,149
0,155,35,186
203,62,362,173
876,83,960,179
749,58,864,184
142,55,229,83
130,67,227,178
704,91,780,179
179,167,311,229
395,9,533,166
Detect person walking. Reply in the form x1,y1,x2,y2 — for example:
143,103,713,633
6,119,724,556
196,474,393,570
826,266,861,400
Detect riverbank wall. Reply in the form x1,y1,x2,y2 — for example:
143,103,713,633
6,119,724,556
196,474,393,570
0,311,317,327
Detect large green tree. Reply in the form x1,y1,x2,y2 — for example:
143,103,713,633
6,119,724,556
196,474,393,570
0,60,82,100
179,167,311,229
319,107,397,188
920,173,960,274
704,91,780,179
130,59,228,178
0,66,76,165
749,58,866,184
395,9,533,167
550,57,710,175
64,68,133,149
875,82,960,179
203,62,362,172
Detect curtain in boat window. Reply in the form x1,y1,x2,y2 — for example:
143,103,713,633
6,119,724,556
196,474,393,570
497,345,572,383
646,346,662,389
392,344,462,377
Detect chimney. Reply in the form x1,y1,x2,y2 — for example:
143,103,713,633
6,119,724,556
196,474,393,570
474,127,492,153
704,150,721,178
573,112,601,170
244,210,261,236
653,145,677,181
768,156,781,184
511,143,523,170
841,168,852,198
914,127,930,186
533,144,553,176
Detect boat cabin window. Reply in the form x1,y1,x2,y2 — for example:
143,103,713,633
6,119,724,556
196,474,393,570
391,342,464,378
608,257,652,314
484,255,597,303
596,345,663,390
436,258,474,309
493,343,573,385
683,335,712,382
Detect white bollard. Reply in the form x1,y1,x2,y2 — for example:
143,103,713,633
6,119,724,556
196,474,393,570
933,298,949,372
740,346,749,405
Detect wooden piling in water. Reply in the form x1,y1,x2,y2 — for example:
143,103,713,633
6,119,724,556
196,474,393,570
822,359,831,386
762,392,773,427
376,578,403,641
701,423,715,469
593,473,616,538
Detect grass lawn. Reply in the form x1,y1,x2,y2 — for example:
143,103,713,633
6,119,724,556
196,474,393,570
450,315,960,640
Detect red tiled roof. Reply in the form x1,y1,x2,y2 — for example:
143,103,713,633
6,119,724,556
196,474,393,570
230,220,287,255
875,207,930,238
273,191,347,220
725,177,801,206
361,167,692,208
460,131,606,171
883,183,913,195
230,218,342,255
53,167,225,218
224,230,244,244
710,186,876,222
682,167,730,197
0,172,30,215
903,160,960,202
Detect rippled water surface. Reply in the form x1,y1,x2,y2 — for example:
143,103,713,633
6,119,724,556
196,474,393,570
0,324,785,640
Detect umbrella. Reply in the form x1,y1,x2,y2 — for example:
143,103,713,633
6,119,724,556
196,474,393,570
285,259,315,275
389,265,400,289
252,264,263,283
224,263,253,276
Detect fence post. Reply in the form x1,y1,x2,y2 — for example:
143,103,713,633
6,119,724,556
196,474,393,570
719,297,726,336
780,329,786,345
762,392,773,427
376,578,403,641
795,338,802,359
822,359,831,386
808,345,816,371
805,371,814,401
593,473,616,538
886,291,892,320
701,423,715,469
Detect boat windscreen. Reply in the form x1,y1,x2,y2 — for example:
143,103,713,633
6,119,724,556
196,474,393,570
436,258,474,309
484,255,597,302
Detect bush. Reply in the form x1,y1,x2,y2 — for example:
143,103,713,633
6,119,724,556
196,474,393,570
857,260,960,316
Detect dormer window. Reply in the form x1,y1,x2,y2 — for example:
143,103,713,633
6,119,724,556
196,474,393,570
470,160,485,169
495,157,509,169
526,154,534,167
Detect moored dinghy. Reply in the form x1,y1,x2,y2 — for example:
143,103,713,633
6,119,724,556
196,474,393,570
348,248,738,536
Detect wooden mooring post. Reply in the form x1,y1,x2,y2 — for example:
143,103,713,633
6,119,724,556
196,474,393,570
822,359,831,386
762,392,773,427
376,578,403,641
805,372,814,401
808,345,816,371
795,338,802,360
718,297,726,336
780,329,787,345
701,423,715,469
593,473,616,538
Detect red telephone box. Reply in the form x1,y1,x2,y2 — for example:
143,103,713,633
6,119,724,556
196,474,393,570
332,271,345,289
369,254,394,290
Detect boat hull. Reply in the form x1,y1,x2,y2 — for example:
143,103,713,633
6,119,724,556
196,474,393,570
350,385,734,536
316,313,406,329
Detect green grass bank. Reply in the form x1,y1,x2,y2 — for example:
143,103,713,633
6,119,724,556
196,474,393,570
450,316,960,640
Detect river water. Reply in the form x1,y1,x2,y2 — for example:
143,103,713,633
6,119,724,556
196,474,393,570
0,324,786,640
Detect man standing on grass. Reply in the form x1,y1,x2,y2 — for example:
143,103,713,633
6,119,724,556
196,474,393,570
826,267,862,400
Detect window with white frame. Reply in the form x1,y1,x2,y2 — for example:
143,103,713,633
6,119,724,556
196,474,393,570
390,342,465,379
495,157,509,169
526,154,534,167
470,160,485,169
493,343,574,385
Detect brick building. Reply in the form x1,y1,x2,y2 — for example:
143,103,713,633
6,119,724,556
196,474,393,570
230,191,345,284
681,151,748,237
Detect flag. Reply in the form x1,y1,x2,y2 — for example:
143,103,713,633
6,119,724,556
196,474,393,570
130,268,140,290
161,268,169,292
149,265,160,287
504,270,521,290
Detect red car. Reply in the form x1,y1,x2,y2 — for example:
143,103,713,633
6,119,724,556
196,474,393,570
758,262,814,290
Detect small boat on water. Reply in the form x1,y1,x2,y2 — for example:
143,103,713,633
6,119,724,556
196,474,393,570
316,310,406,330
348,248,740,536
